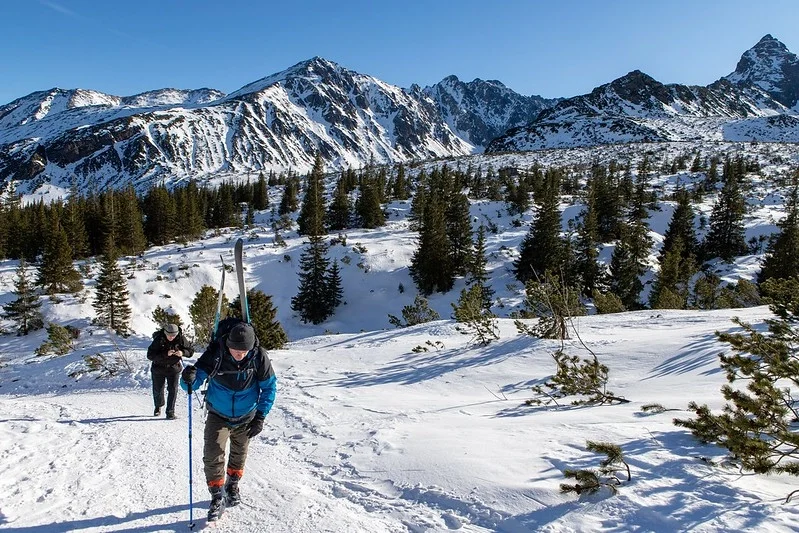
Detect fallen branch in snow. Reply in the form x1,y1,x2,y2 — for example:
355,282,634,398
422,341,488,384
483,385,507,401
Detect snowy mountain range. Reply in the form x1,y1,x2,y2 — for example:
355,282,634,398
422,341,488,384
0,35,797,192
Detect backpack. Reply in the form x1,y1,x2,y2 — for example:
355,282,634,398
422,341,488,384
207,317,260,378
212,317,258,344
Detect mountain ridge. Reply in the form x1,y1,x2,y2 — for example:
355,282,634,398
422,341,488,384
1,35,798,192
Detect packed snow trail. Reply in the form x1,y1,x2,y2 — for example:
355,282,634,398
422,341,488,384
0,381,494,532
0,389,428,532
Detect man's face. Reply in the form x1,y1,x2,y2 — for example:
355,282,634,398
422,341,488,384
229,348,248,361
166,333,177,342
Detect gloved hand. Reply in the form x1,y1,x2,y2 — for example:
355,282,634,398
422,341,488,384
182,365,197,393
247,412,265,439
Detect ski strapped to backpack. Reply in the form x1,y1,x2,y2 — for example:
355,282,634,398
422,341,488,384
205,238,254,383
212,254,226,338
234,238,250,324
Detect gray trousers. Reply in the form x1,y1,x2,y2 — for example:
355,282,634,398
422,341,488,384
203,412,251,488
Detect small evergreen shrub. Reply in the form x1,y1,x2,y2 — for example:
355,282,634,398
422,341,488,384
561,441,631,497
35,323,77,356
152,305,183,329
68,352,132,379
388,295,440,328
592,290,626,315
451,285,499,346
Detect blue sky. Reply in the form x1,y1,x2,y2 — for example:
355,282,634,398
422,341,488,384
2,0,798,105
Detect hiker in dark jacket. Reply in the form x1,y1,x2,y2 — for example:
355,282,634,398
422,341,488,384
147,323,193,419
180,322,277,520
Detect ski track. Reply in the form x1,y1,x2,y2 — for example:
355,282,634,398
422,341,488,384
0,373,506,532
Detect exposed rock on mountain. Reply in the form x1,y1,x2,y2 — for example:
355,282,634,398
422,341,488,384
488,36,799,152
423,75,558,149
1,35,798,191
724,34,799,110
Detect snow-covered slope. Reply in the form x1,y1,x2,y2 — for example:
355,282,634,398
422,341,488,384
486,70,792,151
1,294,796,531
488,35,799,152
2,140,799,530
0,58,477,190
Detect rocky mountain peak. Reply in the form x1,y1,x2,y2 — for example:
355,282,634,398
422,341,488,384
602,70,669,103
724,34,799,108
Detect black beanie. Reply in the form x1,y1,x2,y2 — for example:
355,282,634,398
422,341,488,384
226,323,256,351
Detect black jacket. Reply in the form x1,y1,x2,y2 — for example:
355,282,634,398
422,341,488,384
147,328,194,370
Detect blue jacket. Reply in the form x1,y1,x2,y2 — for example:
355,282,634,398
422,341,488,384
181,340,276,423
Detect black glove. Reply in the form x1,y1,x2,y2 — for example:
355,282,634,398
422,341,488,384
247,412,265,439
182,366,197,393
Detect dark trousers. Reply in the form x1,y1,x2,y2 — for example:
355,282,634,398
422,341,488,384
204,412,252,487
151,365,180,415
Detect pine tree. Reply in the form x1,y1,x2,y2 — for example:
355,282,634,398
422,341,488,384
3,259,43,335
356,177,385,228
661,188,698,263
506,178,531,216
759,177,799,283
117,186,147,255
253,172,269,210
176,180,205,240
229,289,287,349
592,162,623,242
326,260,344,312
392,164,410,200
212,182,239,228
63,181,89,259
514,169,564,283
291,235,333,324
407,174,427,231
0,207,6,260
189,284,229,346
627,163,654,269
574,189,604,296
143,185,177,245
446,190,473,276
609,228,644,309
690,153,703,172
278,180,299,216
297,154,327,236
451,285,499,346
703,160,747,262
99,190,120,252
38,216,82,295
675,277,799,489
93,241,132,336
327,176,352,230
467,225,494,309
409,191,453,295
649,238,697,309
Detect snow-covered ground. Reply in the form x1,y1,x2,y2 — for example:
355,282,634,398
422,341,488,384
3,305,799,532
3,144,799,531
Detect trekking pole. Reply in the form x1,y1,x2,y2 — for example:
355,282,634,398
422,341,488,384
187,380,196,529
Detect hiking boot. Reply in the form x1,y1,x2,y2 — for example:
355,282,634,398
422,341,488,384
208,487,225,522
224,479,241,507
153,407,161,416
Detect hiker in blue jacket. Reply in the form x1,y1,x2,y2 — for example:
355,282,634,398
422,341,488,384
180,322,276,520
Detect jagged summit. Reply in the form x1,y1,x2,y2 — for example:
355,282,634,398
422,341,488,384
423,75,557,147
225,56,352,100
724,34,799,108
